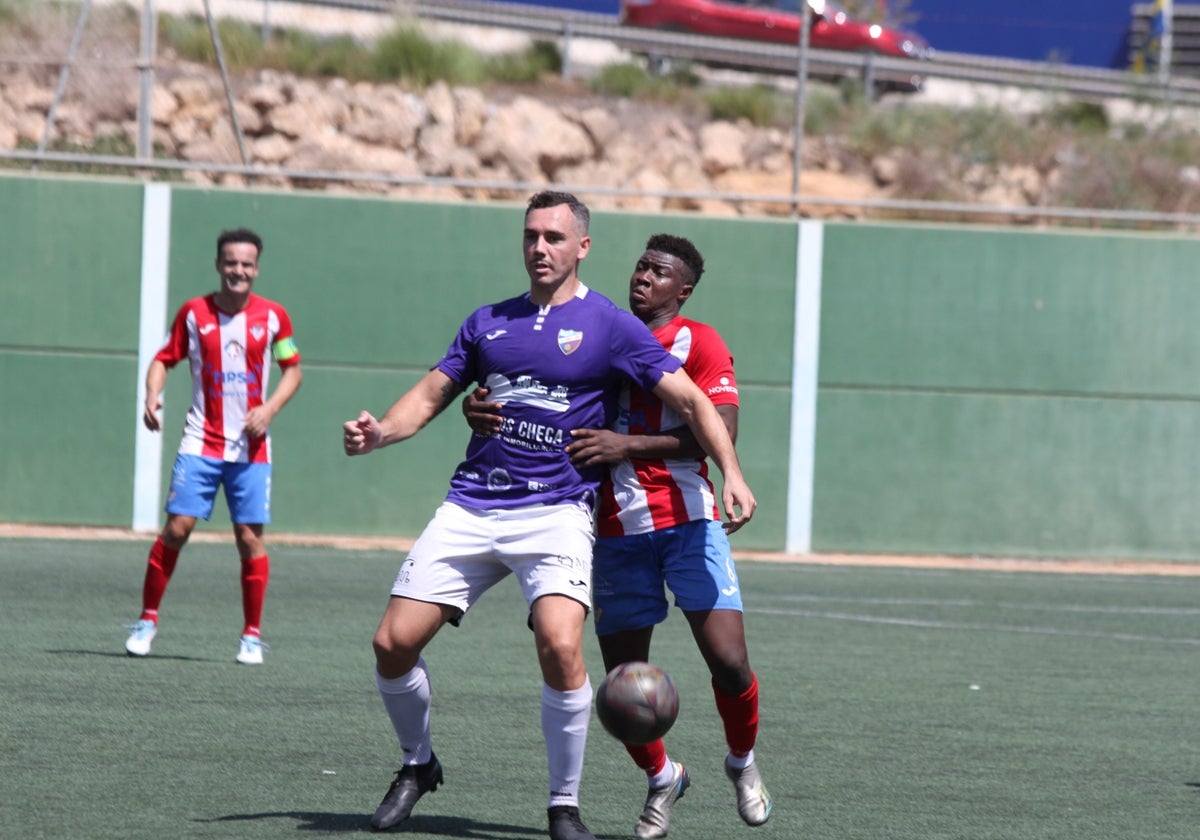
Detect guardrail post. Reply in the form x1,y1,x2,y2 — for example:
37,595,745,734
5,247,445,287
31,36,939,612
561,21,573,81
863,51,876,100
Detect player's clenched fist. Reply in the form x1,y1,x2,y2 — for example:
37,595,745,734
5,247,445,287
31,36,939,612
344,410,382,456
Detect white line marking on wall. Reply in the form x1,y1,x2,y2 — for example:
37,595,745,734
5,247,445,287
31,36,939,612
131,184,171,532
787,220,824,554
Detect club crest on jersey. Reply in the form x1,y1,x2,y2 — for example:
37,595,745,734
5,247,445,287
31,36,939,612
224,339,244,360
250,325,265,341
557,329,583,355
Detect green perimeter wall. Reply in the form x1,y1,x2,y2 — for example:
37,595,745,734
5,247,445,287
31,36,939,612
4,172,1200,561
0,176,145,526
0,175,791,551
815,223,1200,561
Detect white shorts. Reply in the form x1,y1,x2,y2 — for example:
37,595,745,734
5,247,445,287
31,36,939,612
392,501,595,622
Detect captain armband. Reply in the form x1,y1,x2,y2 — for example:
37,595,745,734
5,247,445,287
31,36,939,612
272,336,299,362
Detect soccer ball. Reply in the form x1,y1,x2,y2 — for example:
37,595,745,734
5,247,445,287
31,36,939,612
595,661,680,745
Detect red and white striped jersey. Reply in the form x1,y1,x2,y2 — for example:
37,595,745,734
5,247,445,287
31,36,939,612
156,293,300,464
596,316,739,537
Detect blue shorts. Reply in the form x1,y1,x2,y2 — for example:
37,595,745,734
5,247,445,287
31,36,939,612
165,454,272,524
592,519,743,636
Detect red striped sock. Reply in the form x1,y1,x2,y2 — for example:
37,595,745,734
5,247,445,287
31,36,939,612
713,673,760,757
139,537,180,622
626,738,668,777
240,553,269,637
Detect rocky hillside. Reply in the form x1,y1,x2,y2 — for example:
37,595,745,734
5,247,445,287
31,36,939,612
2,59,904,217
2,24,1197,223
8,0,1200,225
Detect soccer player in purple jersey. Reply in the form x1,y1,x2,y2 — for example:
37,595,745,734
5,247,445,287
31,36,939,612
342,191,756,840
464,233,771,837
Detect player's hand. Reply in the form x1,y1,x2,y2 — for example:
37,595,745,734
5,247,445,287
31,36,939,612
343,410,383,456
142,395,163,432
566,428,629,467
462,387,503,436
243,404,274,439
720,475,756,535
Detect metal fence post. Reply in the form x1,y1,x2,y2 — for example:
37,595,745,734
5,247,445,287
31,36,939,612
137,0,155,163
203,0,251,169
37,0,93,165
791,7,813,216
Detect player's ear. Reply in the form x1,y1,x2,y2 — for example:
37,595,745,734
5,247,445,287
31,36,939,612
678,284,695,304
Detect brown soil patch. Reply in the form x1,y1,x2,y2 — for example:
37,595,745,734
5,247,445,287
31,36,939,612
5,522,1200,576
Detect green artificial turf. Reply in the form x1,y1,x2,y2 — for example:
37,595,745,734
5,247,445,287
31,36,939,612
1,537,1196,838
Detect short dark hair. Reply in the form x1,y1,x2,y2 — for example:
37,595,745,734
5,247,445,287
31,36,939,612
646,233,704,285
217,228,263,259
526,190,590,233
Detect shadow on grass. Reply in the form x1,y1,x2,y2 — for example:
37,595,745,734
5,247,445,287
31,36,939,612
52,649,214,662
197,811,556,837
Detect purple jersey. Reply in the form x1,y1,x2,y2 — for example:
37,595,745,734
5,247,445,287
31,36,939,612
436,285,683,511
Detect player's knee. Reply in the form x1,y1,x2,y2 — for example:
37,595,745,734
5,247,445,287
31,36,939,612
536,635,583,680
161,518,194,548
233,525,264,557
541,634,579,662
373,632,419,675
710,659,754,696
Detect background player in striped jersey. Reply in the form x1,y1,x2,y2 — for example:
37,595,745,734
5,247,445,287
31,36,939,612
464,233,770,838
124,227,303,665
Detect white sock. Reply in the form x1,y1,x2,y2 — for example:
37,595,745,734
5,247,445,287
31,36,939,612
726,749,755,770
542,678,592,809
649,759,677,789
375,657,433,766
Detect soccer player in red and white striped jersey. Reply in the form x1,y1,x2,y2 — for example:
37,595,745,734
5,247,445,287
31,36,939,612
575,234,771,837
124,228,302,665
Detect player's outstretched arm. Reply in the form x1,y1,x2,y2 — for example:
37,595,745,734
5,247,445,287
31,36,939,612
344,368,461,456
652,368,756,533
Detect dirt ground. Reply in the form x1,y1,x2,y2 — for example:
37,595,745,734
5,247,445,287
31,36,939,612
5,522,1200,577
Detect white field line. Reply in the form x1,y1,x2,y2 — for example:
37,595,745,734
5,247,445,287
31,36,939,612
760,593,1200,615
749,606,1200,646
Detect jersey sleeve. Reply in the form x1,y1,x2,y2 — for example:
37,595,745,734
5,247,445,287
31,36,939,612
270,305,301,368
611,307,682,390
684,322,738,408
153,303,192,368
434,311,479,387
